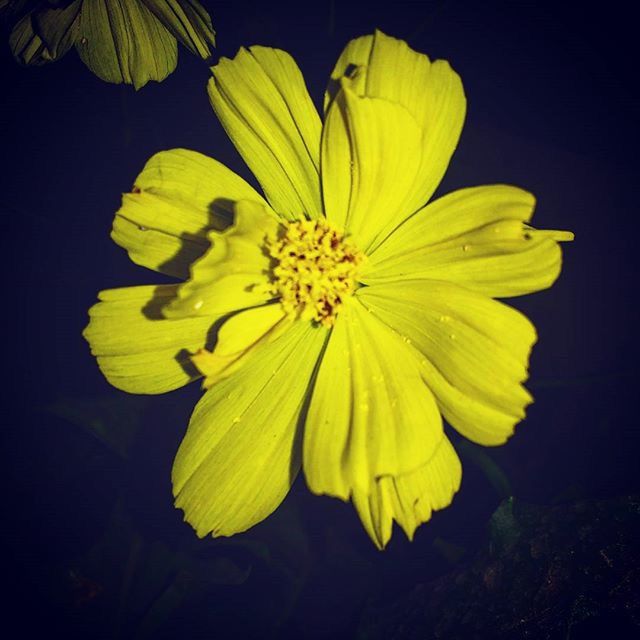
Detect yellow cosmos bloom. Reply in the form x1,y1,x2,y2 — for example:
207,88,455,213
6,0,215,89
84,31,573,548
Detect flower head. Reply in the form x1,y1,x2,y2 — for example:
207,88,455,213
267,219,366,326
6,0,215,89
84,31,573,548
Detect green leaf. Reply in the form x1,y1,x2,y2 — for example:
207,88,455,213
141,0,215,59
76,0,178,89
32,0,81,60
488,497,523,553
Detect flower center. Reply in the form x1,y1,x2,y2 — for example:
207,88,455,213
267,219,365,327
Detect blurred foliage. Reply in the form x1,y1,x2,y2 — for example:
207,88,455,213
3,0,216,88
43,392,314,637
36,392,640,638
458,440,513,500
432,536,466,565
48,394,150,458
488,496,522,554
359,496,640,639
64,501,252,638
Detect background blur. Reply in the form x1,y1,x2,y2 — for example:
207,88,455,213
2,1,638,638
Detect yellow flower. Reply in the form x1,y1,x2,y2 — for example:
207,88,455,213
6,0,215,89
84,31,573,548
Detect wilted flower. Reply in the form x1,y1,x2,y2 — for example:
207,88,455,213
85,31,573,547
6,0,215,88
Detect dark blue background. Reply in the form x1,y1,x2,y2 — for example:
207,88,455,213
1,0,637,637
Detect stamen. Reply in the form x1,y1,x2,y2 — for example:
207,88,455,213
267,219,365,326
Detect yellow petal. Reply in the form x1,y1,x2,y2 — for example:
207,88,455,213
112,148,268,278
208,46,322,220
83,285,214,394
321,85,423,251
352,481,393,550
164,200,280,318
326,29,466,246
304,299,443,500
76,0,177,89
34,0,82,61
324,34,374,111
173,320,328,537
9,13,48,65
353,437,462,549
141,0,215,59
358,280,537,445
364,185,573,297
192,304,289,388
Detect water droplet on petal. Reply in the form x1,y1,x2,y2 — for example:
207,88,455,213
193,300,204,310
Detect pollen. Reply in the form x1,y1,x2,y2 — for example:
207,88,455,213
267,219,365,327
